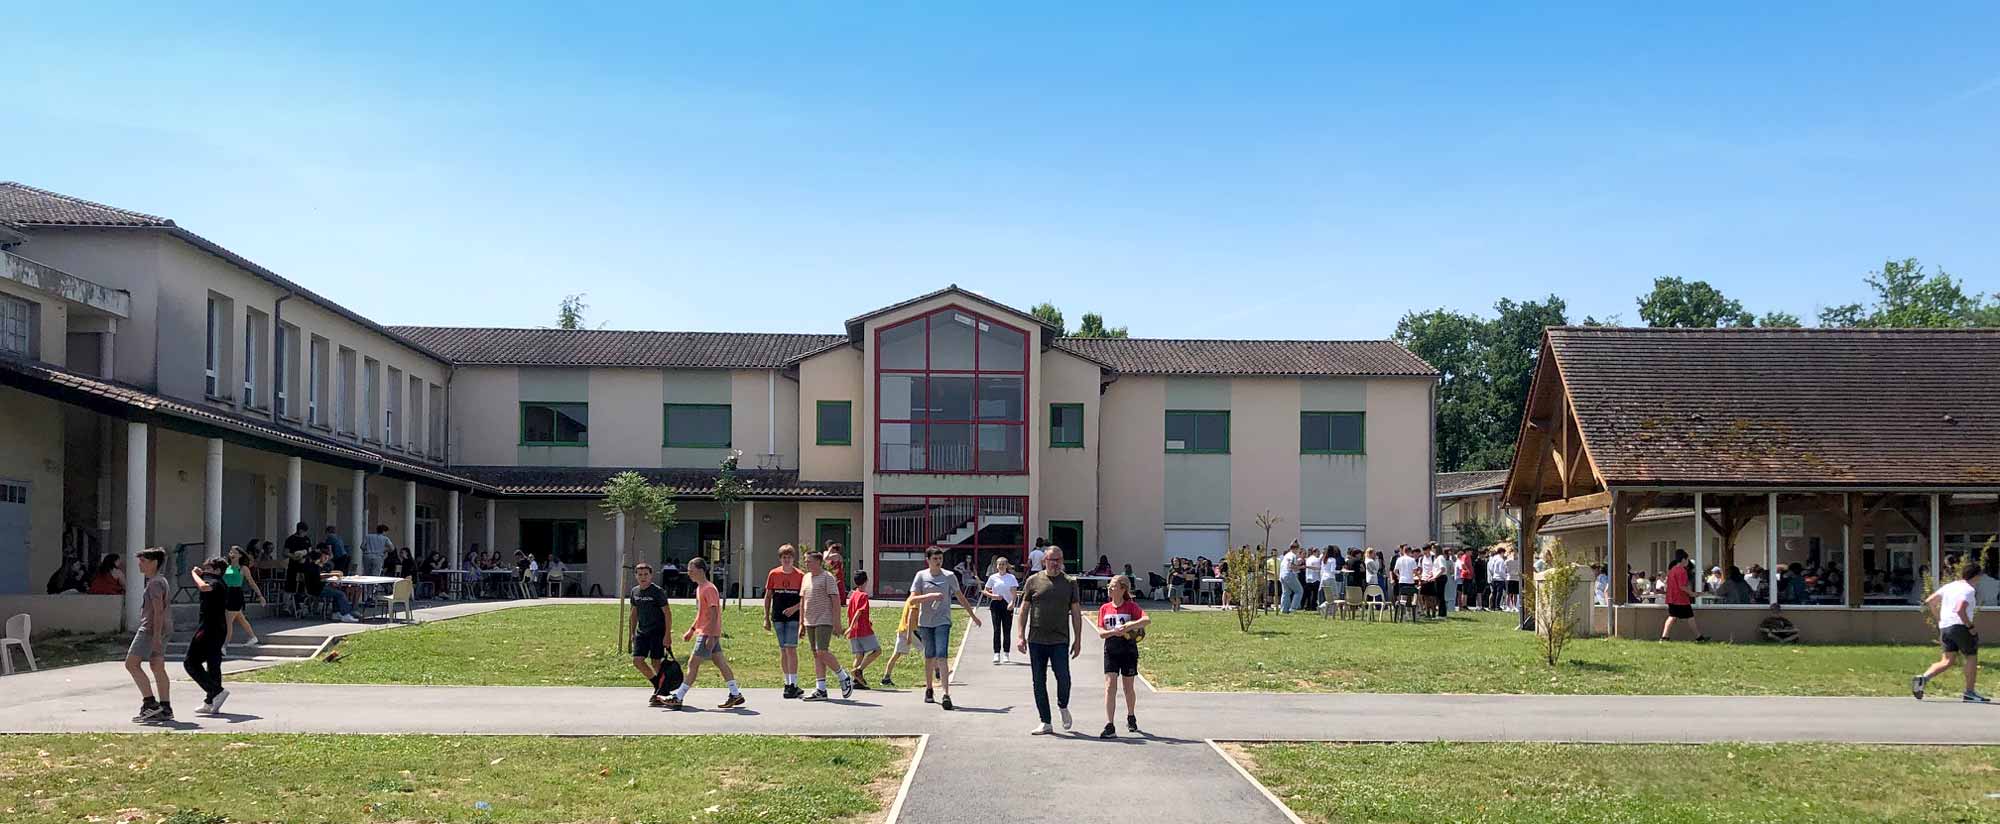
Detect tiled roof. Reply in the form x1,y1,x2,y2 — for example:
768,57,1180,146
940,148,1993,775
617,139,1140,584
0,353,492,493
1542,506,1695,532
0,182,173,227
389,327,847,369
452,465,861,499
1053,338,1436,377
842,284,1060,339
1548,326,2000,487
1436,469,1509,497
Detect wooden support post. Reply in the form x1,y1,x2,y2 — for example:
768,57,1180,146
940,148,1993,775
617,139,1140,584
1609,490,1631,606
1846,492,1864,608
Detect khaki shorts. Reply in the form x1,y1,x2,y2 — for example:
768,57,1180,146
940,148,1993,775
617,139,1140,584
893,631,913,655
127,629,162,660
805,624,835,652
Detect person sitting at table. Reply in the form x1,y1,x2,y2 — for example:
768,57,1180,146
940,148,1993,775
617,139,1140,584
547,555,568,596
309,548,361,623
1716,566,1755,604
87,553,127,595
1091,555,1114,577
1173,557,1199,605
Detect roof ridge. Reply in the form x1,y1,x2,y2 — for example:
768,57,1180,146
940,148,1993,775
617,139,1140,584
0,181,173,225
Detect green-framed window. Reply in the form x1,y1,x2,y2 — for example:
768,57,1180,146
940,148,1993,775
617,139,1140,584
1301,411,1365,454
816,400,852,446
664,403,732,448
1049,403,1084,448
520,401,588,446
1165,410,1229,453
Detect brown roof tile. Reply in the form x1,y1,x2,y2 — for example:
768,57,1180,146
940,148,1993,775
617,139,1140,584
1053,337,1435,377
0,182,173,227
1437,469,1509,496
389,327,847,369
1548,326,2000,487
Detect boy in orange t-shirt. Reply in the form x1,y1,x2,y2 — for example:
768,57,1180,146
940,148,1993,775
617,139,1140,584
668,557,744,710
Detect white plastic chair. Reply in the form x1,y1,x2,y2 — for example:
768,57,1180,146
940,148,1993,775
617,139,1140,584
1,613,35,675
374,578,415,623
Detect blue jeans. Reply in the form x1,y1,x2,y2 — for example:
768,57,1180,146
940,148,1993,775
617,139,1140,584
1028,641,1071,724
1280,575,1303,612
914,625,951,659
319,588,352,615
773,620,800,649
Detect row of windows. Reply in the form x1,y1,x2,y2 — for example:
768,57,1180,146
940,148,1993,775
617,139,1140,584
1167,410,1365,455
520,402,735,448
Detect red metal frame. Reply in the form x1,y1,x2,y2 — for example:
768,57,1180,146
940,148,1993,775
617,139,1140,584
872,304,1031,475
870,494,1031,596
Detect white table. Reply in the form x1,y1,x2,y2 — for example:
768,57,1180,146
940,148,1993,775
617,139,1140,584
329,575,403,619
1075,575,1112,604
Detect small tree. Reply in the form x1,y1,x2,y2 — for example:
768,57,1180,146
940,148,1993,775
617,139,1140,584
600,471,678,652
1535,541,1581,667
557,293,589,330
1222,545,1268,633
711,450,752,610
1453,517,1510,551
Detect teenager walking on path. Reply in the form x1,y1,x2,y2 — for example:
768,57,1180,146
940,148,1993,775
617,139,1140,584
984,557,1021,664
184,558,232,715
1660,549,1709,642
1096,574,1150,738
1017,546,1083,735
124,548,173,723
910,547,981,710
763,545,805,699
799,550,854,700
668,557,744,710
628,562,675,707
1914,562,1990,703
221,545,265,648
879,593,918,687
846,571,879,688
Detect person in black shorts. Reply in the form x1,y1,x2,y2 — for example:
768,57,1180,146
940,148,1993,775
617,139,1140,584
628,562,675,707
184,558,232,716
1096,575,1151,738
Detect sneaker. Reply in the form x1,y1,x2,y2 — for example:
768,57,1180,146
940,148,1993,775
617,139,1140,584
154,705,174,722
337,614,358,623
803,689,829,701
941,695,955,711
1965,690,1992,704
1127,714,1139,733
924,688,935,704
851,678,871,691
195,701,215,716
661,696,683,710
1100,723,1116,739
1695,636,1711,643
1002,652,1011,664
1060,706,1073,730
1912,675,1929,700
244,635,259,647
648,695,667,708
133,702,161,723
992,653,1001,665
880,675,895,687
840,676,854,699
783,685,803,700
1030,723,1053,735
208,689,229,715
719,693,746,709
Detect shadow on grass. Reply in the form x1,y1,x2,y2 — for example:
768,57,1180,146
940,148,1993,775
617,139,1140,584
1559,660,1632,674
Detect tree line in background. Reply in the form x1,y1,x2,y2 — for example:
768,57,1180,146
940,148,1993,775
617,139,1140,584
1031,302,1128,338
1402,258,1998,472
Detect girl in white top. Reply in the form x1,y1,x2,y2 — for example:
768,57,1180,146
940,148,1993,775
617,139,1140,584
983,558,1022,665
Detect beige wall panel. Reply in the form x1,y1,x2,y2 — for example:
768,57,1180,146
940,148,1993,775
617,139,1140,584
1097,376,1167,571
1363,378,1433,548
589,368,666,468
798,347,863,482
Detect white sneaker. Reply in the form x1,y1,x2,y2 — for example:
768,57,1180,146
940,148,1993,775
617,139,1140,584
208,689,229,714
196,700,215,716
337,614,358,623
1002,652,1011,664
992,653,1001,665
244,636,259,647
1060,707,1073,730
1029,723,1053,735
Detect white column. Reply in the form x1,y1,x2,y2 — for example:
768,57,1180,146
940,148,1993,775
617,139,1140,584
349,469,367,573
98,324,116,380
1691,491,1704,587
483,498,496,560
204,438,224,561
402,480,418,551
1931,494,1943,582
745,500,757,574
615,510,628,595
124,422,148,629
284,456,303,537
447,490,462,562
1766,493,1780,606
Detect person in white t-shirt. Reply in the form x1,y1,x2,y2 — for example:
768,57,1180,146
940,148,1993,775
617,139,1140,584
1302,550,1323,613
1913,562,1989,703
1028,542,1048,575
1277,544,1303,614
983,557,1022,665
1393,546,1420,606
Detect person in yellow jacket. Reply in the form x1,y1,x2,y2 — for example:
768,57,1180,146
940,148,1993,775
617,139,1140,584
878,593,920,687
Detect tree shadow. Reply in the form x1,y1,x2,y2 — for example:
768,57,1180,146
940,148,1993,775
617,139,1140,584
1560,660,1631,674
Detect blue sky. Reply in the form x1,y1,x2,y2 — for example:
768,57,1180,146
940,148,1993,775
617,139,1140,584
11,3,1999,337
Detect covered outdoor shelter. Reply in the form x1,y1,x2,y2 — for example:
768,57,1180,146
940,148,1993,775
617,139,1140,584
1503,327,2000,643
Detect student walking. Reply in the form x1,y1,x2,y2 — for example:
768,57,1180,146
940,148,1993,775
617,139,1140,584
763,545,806,699
1278,543,1303,614
1913,563,1990,703
1660,550,1709,643
184,558,232,715
846,571,880,688
879,593,918,687
668,557,744,710
361,524,394,577
910,547,982,710
629,562,676,707
124,548,174,723
984,557,1021,664
799,550,854,700
1096,574,1150,738
221,545,266,648
1016,546,1083,735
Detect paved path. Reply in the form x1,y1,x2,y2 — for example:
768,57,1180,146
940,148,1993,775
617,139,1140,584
5,598,1999,823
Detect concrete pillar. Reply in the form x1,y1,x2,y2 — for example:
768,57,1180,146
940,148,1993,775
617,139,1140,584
1691,491,1704,587
99,326,116,381
402,480,417,551
483,498,496,563
349,469,367,573
284,456,303,537
447,490,461,562
124,422,148,629
745,499,757,576
204,438,224,561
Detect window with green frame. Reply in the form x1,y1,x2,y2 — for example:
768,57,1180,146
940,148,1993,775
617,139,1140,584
1048,403,1084,448
520,402,588,446
816,400,852,445
664,403,732,448
1301,411,1365,454
1165,410,1229,453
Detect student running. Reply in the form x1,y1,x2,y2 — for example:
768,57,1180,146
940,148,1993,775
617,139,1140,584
221,545,265,648
1913,562,1990,703
125,548,173,723
798,549,854,700
909,547,982,710
184,558,232,715
1016,546,1083,735
667,557,744,710
764,544,806,699
628,562,676,707
984,556,1020,664
1095,574,1150,738
846,570,879,688
879,592,919,687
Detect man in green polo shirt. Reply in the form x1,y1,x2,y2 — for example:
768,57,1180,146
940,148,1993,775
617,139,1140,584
1015,546,1083,735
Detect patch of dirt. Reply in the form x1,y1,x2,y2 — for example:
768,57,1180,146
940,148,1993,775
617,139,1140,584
838,736,920,824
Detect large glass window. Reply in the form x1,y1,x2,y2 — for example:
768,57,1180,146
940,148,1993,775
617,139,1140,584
1941,493,1998,601
1859,494,1931,606
1772,493,1847,606
520,518,587,565
874,495,1028,595
308,336,329,427
816,400,852,445
521,402,588,445
0,294,31,357
875,308,1028,473
1165,410,1229,453
1301,411,1365,454
664,403,732,448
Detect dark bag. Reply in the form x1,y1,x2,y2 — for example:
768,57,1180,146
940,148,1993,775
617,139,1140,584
652,653,684,694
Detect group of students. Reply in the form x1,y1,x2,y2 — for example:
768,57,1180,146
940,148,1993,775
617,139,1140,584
1266,542,1524,618
124,545,270,723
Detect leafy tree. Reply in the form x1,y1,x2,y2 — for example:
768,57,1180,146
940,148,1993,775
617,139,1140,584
1030,302,1067,335
711,450,752,609
557,293,589,330
1481,296,1569,469
1756,311,1804,328
1074,312,1129,338
1394,296,1568,473
1636,276,1753,328
1818,258,1995,328
600,471,678,651
1453,518,1512,551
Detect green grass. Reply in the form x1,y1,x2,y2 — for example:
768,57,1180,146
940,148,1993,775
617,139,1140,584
0,733,909,824
20,630,130,671
1139,610,1995,695
240,605,959,688
1237,741,2000,824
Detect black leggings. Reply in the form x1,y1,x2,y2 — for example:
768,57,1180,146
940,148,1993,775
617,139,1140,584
990,602,1013,653
184,628,225,700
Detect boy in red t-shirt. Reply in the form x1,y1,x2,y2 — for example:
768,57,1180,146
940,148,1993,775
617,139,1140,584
1094,574,1151,738
845,570,879,687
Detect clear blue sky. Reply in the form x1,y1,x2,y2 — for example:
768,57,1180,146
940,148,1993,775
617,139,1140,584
12,3,1999,337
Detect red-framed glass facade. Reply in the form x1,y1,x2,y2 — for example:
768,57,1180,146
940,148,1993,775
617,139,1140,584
874,305,1030,474
872,495,1029,596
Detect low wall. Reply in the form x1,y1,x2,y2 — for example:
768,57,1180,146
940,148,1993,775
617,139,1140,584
1603,605,1935,645
0,594,125,635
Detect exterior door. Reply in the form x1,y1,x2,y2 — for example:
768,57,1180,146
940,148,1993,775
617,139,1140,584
0,480,28,594
1049,520,1083,574
815,519,852,569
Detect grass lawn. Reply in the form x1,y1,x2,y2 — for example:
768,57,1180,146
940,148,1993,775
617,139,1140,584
19,630,130,671
1139,609,1995,695
0,733,910,824
1235,741,2000,824
240,604,960,688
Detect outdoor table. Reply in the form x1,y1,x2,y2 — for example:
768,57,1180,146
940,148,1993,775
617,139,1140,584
1200,577,1224,605
1074,575,1111,604
329,575,402,620
434,569,479,600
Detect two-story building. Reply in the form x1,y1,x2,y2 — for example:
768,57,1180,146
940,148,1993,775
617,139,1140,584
0,183,1439,629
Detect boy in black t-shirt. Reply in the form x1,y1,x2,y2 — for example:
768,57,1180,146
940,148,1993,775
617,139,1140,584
628,562,675,707
186,558,232,715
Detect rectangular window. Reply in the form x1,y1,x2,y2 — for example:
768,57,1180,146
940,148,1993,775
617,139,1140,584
1049,403,1084,448
875,307,1029,474
520,518,588,565
0,294,32,357
1165,410,1230,453
242,308,266,408
521,402,588,445
407,374,425,453
336,347,357,434
873,495,1027,596
816,400,852,446
385,366,403,447
307,336,329,427
1301,411,1365,454
202,297,219,393
276,323,300,419
429,383,445,459
361,358,380,441
664,403,732,448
